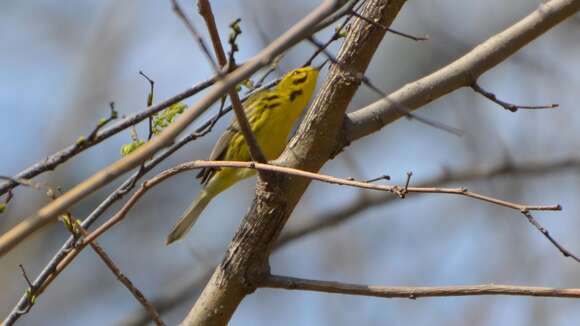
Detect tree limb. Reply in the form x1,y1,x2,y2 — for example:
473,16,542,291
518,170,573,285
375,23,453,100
263,274,580,299
341,0,580,149
0,0,350,257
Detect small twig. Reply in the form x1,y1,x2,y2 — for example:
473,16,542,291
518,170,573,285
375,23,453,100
308,36,464,136
364,174,390,183
304,0,366,67
66,160,560,257
197,0,267,164
350,10,428,41
171,0,219,73
18,264,35,312
65,218,166,326
0,75,217,197
521,211,580,263
4,113,226,324
253,66,278,90
139,70,156,141
87,103,118,142
471,82,558,112
18,264,34,289
262,274,580,299
398,171,413,198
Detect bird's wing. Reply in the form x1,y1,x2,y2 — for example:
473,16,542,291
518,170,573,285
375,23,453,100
196,90,269,185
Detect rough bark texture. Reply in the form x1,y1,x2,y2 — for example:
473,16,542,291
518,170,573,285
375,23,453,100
182,1,407,325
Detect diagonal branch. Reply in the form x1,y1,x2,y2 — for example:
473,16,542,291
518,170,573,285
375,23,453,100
197,0,267,163
0,0,351,257
71,221,166,326
4,114,224,325
342,0,580,148
184,1,411,325
119,157,580,324
279,157,580,246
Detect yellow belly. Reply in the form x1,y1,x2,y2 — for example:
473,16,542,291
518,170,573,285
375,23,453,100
204,108,295,196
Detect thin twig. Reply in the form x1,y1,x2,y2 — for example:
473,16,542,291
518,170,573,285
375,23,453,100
0,0,348,257
344,0,577,145
69,220,166,326
0,75,217,197
4,116,224,324
521,211,580,263
198,0,267,163
120,157,580,323
138,70,156,141
70,159,560,257
307,36,464,136
170,0,220,72
471,82,559,112
263,274,580,299
350,10,428,41
87,103,118,141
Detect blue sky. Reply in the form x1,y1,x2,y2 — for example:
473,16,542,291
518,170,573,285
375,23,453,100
2,1,580,325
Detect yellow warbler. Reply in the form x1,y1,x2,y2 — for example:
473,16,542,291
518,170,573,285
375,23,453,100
166,66,319,244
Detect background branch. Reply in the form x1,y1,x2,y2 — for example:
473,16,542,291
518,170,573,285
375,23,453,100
263,274,580,299
182,1,408,325
341,0,580,148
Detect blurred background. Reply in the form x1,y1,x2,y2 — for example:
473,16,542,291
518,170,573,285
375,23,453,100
1,0,580,325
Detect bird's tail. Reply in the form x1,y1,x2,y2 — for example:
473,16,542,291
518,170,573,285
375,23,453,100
166,191,211,245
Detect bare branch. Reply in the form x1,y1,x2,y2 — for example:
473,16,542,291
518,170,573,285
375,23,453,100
71,221,166,326
4,117,224,324
521,211,580,263
262,274,580,299
279,157,580,247
471,81,558,112
343,0,580,146
0,0,351,257
307,36,464,136
0,76,216,197
170,0,219,72
350,10,428,41
120,157,580,323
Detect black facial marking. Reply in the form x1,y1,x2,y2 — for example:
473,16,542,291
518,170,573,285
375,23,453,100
289,89,303,101
292,74,307,85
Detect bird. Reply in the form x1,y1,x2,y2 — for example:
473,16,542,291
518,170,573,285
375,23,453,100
166,66,320,244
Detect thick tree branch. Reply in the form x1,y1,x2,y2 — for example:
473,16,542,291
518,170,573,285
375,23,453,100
262,274,580,299
279,157,580,246
184,1,408,325
0,0,350,257
341,0,580,148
